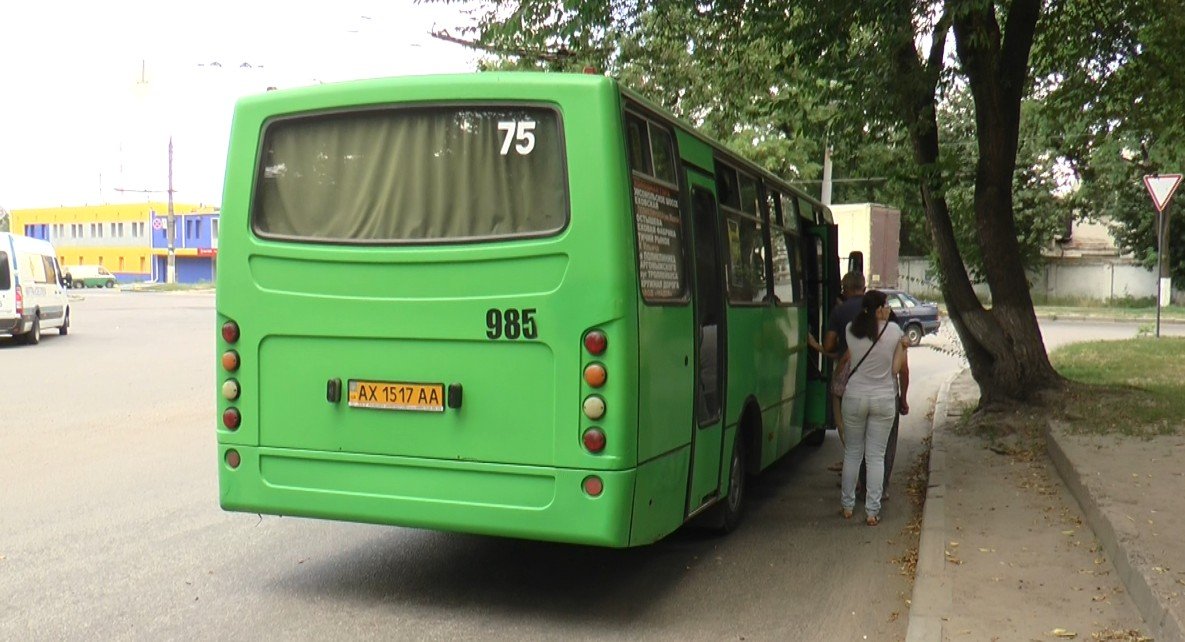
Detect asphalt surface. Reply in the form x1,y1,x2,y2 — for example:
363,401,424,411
1,290,959,641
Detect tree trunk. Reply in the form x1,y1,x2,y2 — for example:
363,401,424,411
892,1,1063,407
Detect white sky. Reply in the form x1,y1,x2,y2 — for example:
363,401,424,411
0,1,480,210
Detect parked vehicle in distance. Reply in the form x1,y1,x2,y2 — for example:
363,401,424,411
883,288,940,346
66,264,117,288
0,232,71,344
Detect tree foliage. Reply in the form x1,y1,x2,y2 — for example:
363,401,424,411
424,0,1166,405
1036,0,1185,279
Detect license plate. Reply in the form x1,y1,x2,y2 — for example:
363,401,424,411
347,380,445,412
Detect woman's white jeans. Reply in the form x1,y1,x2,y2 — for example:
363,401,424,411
840,394,897,517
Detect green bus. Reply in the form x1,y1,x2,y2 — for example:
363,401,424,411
216,72,840,547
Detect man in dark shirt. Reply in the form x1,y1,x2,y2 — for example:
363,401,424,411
823,271,868,439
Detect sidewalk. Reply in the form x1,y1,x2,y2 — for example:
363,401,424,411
908,369,1180,641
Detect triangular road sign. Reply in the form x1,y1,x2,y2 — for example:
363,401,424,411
1144,174,1183,212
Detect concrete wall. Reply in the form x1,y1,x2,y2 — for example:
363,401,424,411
898,256,1184,304
1032,261,1158,302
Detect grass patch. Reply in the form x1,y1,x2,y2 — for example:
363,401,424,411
1033,304,1185,321
1049,337,1185,437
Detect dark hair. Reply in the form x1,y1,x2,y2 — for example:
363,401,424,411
841,271,866,295
850,290,887,339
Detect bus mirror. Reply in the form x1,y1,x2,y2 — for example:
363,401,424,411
847,251,864,276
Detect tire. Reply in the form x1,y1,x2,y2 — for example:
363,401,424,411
704,433,748,534
803,426,826,447
73,281,84,289
104,280,115,288
905,323,923,347
24,317,41,345
59,311,69,336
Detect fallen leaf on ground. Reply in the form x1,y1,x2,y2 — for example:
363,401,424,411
1050,628,1077,638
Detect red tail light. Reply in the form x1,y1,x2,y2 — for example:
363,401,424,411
225,449,241,469
221,320,240,343
582,428,606,453
582,476,604,497
14,286,23,315
583,330,607,355
222,408,241,430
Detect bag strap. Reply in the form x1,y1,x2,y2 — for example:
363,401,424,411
849,321,889,379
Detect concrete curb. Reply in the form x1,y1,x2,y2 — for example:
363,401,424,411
905,369,964,642
1045,426,1185,642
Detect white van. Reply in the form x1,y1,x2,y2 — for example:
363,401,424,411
64,264,117,288
0,232,71,344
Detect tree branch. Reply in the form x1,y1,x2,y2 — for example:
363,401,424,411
926,2,953,81
429,29,595,63
999,0,1041,104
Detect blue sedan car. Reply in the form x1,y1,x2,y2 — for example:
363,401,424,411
884,289,941,346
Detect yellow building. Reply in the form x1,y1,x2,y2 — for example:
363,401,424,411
11,202,220,283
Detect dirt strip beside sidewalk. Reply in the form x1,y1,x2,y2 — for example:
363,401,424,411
1047,425,1185,642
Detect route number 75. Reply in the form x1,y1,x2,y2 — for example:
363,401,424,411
497,120,536,156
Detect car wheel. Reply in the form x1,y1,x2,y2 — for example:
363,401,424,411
906,323,923,346
24,317,41,345
73,281,84,289
105,280,115,288
59,311,69,336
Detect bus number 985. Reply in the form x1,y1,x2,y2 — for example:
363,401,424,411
486,308,538,340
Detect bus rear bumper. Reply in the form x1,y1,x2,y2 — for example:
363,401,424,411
218,446,636,547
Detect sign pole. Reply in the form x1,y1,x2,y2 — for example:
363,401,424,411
1143,173,1183,338
1156,203,1164,337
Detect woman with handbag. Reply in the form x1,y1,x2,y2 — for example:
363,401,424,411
839,290,907,526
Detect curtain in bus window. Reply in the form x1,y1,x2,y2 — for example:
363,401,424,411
726,212,767,303
255,107,568,242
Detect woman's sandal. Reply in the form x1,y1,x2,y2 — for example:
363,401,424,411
841,509,854,519
866,515,880,526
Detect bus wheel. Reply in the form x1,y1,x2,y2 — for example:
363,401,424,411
803,427,826,447
705,435,748,533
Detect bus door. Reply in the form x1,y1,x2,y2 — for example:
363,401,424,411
803,217,840,428
685,169,727,514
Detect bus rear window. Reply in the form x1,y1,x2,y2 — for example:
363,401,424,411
253,106,568,243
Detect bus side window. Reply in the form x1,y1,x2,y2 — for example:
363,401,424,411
625,114,652,174
649,126,677,184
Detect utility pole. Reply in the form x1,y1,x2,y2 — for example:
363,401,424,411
167,137,176,284
115,138,178,283
821,145,833,207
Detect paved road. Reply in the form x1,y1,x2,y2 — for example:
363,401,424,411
9,293,1153,640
